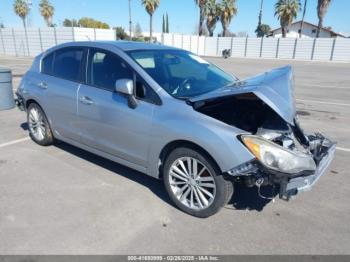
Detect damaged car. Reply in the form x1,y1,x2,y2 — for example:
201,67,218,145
15,41,336,217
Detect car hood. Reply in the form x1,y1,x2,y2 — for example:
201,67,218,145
188,66,296,125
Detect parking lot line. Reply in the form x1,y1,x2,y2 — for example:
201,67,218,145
296,99,350,107
0,137,30,148
336,147,350,153
299,84,350,89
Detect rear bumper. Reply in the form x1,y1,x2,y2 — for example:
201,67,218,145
279,142,336,200
14,92,25,111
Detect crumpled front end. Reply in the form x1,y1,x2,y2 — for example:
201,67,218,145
236,123,336,200
190,65,336,201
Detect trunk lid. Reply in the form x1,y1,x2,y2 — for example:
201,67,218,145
188,66,296,125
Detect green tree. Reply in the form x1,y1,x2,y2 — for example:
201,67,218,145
194,0,207,36
165,13,169,33
274,0,301,38
63,19,78,27
204,0,219,37
217,0,237,37
316,0,331,38
13,0,29,28
39,0,54,27
141,0,160,42
115,27,128,40
255,0,264,37
255,24,271,37
162,14,165,33
299,0,307,37
78,17,110,29
134,22,143,37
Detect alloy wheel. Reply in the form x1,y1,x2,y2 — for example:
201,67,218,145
28,107,46,141
169,157,216,210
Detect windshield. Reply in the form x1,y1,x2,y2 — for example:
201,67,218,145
127,49,237,99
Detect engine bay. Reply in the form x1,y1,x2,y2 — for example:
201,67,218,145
194,92,332,171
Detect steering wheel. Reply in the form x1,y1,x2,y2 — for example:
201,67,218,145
172,77,196,96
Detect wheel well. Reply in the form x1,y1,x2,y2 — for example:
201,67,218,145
26,99,38,109
158,140,222,179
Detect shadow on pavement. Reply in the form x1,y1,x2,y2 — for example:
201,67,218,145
53,140,276,212
229,184,277,211
54,141,173,207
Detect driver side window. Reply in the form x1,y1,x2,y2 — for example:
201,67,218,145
88,49,133,92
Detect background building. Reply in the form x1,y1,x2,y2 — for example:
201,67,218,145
271,21,345,38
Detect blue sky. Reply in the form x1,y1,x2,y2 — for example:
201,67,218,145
1,0,349,36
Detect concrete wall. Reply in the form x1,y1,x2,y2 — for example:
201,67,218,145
1,28,349,62
0,27,115,57
161,33,350,62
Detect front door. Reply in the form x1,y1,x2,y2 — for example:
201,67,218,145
77,49,156,168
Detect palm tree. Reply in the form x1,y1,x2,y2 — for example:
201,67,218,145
217,0,237,37
195,0,207,36
299,0,307,37
39,0,54,27
316,0,331,38
13,0,29,28
274,0,301,38
141,0,160,42
204,0,219,36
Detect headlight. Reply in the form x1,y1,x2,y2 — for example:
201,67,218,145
241,135,316,174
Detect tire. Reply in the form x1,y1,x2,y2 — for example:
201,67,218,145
27,103,54,146
163,147,234,218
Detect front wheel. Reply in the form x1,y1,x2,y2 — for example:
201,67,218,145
27,103,54,146
163,147,233,218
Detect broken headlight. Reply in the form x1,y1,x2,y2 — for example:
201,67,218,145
241,135,316,174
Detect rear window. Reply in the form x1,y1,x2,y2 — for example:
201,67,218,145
52,48,84,82
42,52,54,75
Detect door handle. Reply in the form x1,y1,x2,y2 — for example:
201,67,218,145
37,82,48,89
79,96,94,105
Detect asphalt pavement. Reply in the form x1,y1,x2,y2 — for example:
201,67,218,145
0,55,349,254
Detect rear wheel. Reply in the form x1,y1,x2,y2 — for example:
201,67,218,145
27,103,54,146
163,147,233,218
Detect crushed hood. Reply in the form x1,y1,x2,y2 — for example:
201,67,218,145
189,66,296,125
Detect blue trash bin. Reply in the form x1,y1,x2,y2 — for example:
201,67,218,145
0,67,15,110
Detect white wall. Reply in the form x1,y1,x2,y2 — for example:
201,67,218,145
1,29,349,62
0,27,115,57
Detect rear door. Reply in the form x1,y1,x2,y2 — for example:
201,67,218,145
77,48,157,168
39,47,86,141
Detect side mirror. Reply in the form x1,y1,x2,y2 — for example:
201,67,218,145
115,79,137,109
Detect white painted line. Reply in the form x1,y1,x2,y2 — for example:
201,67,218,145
296,99,350,107
299,84,350,89
337,147,350,153
0,137,30,148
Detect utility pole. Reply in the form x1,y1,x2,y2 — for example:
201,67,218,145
299,0,307,38
129,0,132,40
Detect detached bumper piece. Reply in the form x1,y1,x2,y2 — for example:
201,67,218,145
279,136,336,200
15,92,25,111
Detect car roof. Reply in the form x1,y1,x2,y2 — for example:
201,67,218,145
52,40,181,52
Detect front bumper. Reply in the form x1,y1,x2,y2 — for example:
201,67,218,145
279,140,336,200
